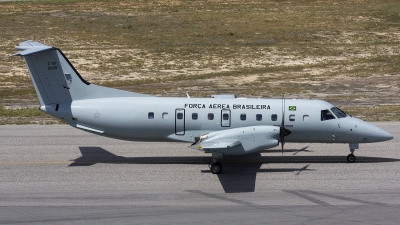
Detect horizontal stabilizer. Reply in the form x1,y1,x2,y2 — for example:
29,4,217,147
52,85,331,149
12,40,53,56
73,123,105,134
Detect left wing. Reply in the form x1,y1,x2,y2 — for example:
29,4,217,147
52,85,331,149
191,126,280,155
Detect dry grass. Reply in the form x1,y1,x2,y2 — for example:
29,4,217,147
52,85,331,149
0,0,399,123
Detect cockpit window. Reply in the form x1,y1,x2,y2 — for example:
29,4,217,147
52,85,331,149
331,107,347,118
321,109,335,121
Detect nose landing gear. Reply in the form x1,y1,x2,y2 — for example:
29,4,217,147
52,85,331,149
347,144,357,163
347,143,359,163
347,151,356,163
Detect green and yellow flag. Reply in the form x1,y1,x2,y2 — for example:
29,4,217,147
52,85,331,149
288,106,296,111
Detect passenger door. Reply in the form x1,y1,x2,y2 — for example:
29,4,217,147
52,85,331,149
175,109,185,135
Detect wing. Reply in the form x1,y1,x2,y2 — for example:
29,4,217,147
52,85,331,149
191,126,280,155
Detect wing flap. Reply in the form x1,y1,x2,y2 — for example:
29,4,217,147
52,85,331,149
194,139,241,150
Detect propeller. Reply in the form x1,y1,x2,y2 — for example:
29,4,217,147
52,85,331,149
280,97,292,155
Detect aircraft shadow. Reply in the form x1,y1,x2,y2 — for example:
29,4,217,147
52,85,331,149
69,146,211,167
70,146,399,193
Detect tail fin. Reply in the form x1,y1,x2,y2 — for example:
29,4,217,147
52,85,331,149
13,40,149,106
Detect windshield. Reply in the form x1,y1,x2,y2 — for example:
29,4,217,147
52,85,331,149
331,107,347,118
321,109,335,121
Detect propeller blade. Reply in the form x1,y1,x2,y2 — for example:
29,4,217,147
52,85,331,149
279,96,293,155
281,96,285,155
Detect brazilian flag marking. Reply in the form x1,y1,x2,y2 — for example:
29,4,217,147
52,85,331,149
289,106,296,111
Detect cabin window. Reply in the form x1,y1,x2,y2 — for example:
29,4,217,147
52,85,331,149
256,114,262,121
271,114,278,121
177,112,183,120
321,110,335,121
222,113,229,120
148,112,154,119
303,115,309,122
192,113,198,120
208,113,214,120
289,114,295,121
162,112,168,119
240,114,246,121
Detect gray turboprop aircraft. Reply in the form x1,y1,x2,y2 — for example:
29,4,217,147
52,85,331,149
13,40,393,174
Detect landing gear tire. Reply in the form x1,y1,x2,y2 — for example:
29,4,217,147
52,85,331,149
210,162,223,174
347,154,356,163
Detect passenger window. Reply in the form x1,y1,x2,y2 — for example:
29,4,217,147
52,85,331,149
222,113,229,120
256,114,262,121
303,115,309,122
192,113,198,120
177,113,183,120
289,114,295,121
208,113,214,120
321,110,335,121
240,114,246,121
148,112,154,119
271,114,278,121
162,112,168,119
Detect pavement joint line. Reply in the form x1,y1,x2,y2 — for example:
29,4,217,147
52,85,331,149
300,190,394,207
282,190,337,209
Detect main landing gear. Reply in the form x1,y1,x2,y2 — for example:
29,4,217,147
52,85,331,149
209,161,223,174
209,152,223,174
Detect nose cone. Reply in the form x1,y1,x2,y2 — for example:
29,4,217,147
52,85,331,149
360,122,394,142
376,128,394,142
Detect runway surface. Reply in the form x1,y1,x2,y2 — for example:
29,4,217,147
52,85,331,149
0,123,399,224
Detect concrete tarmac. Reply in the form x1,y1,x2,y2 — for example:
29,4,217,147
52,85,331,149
0,123,399,224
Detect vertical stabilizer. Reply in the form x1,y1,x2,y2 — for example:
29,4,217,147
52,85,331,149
13,40,150,107
13,41,90,106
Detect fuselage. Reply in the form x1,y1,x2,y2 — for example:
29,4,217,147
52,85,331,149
46,97,393,144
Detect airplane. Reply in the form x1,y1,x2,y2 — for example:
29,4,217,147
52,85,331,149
12,40,393,174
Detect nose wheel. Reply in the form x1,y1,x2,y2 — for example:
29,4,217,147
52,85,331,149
347,148,356,163
347,153,356,163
